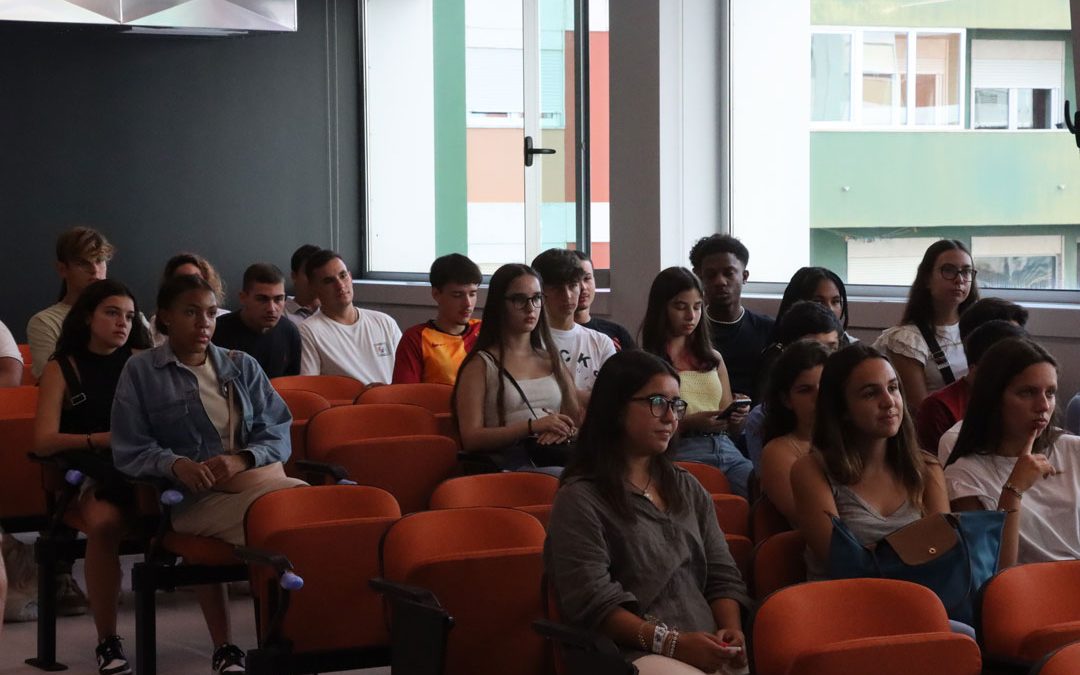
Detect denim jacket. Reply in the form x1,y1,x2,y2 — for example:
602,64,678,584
111,342,293,481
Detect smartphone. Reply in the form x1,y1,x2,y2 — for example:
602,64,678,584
715,398,751,420
718,644,743,655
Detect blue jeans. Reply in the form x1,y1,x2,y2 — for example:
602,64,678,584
674,434,753,499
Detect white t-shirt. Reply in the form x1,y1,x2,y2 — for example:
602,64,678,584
938,419,963,465
0,320,22,363
548,323,616,392
873,323,967,395
27,302,71,379
945,433,1080,564
299,307,402,384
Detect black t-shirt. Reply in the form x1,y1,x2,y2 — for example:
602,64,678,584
212,312,301,378
707,307,774,401
582,316,637,352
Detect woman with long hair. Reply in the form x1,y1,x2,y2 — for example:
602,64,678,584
150,252,229,346
34,279,151,674
772,266,855,345
873,240,979,408
945,337,1080,568
640,267,753,497
546,350,750,675
452,263,581,470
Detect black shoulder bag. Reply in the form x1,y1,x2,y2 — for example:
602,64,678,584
915,324,956,386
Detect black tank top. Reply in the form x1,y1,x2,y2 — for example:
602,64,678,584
58,347,132,435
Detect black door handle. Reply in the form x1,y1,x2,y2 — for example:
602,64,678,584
524,135,556,167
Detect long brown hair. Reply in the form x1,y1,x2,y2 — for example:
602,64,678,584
640,267,719,372
900,239,980,330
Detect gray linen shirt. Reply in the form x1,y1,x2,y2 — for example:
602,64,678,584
544,467,750,659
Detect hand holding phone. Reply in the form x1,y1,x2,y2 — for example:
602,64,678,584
716,398,751,420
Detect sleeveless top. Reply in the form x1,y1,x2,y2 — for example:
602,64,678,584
58,347,133,435
477,350,562,426
678,368,724,415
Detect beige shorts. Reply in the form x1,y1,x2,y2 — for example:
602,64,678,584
171,475,307,547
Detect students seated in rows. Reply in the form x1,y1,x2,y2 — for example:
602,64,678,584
758,340,830,526
545,350,750,675
874,239,979,409
689,234,773,403
34,279,151,675
112,274,304,674
299,249,401,384
284,244,321,324
918,318,1027,460
571,250,636,351
640,267,753,498
792,343,948,580
0,319,22,387
945,338,1080,567
150,253,230,346
212,263,300,378
393,253,481,385
773,266,856,346
28,227,114,380
453,264,580,471
531,248,615,396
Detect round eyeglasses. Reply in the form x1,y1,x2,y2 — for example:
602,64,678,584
630,395,688,420
938,264,977,282
506,293,543,310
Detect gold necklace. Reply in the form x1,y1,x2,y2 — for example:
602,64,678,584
626,475,655,503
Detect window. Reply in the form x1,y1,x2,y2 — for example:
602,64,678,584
971,40,1064,131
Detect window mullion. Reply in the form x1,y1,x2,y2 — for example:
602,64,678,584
907,30,917,126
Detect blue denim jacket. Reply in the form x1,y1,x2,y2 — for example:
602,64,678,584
111,342,293,481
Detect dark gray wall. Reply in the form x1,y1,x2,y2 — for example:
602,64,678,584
0,0,360,341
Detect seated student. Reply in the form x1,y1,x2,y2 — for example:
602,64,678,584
0,319,22,387
570,250,636,351
212,263,301,378
640,267,753,499
917,319,1027,457
453,264,581,471
112,274,304,674
873,239,979,409
945,338,1080,567
531,248,616,395
299,249,402,383
28,227,114,380
773,266,857,346
284,244,321,324
689,234,773,402
33,279,152,675
545,350,750,675
791,343,948,581
150,253,230,346
758,340,830,525
393,253,481,385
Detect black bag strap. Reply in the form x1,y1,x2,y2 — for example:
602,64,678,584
479,349,539,419
915,323,956,385
56,356,97,433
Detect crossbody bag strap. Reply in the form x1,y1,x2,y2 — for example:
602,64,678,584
915,323,956,385
479,349,538,419
56,355,96,432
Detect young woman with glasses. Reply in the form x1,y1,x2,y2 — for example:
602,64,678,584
452,263,582,470
873,240,980,409
640,267,754,498
546,350,750,675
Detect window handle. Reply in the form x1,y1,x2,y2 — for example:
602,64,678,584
1066,100,1080,151
524,135,556,167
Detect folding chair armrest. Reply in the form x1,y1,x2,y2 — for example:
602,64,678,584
533,619,636,675
294,460,354,485
234,546,295,576
369,577,441,608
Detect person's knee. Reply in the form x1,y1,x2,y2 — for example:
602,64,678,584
82,503,126,539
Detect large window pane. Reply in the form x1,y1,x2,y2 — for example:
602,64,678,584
974,88,1009,129
862,31,906,125
1017,88,1055,129
914,33,961,126
811,33,852,122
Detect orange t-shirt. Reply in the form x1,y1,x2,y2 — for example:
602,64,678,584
392,319,481,385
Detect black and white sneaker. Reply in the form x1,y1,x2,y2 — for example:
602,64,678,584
211,643,246,674
95,636,132,675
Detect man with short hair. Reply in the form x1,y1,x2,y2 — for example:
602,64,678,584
285,244,321,324
393,253,482,385
27,227,114,379
299,250,402,383
531,248,615,393
569,250,636,351
212,263,301,378
0,320,23,387
689,234,774,402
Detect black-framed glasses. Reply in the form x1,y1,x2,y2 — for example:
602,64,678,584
939,264,977,282
506,293,543,310
630,395,688,420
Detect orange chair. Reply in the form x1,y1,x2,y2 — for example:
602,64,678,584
677,461,731,494
751,494,791,544
726,534,753,583
276,390,331,477
271,375,367,407
980,561,1080,666
430,473,559,528
305,404,440,461
0,385,39,416
323,436,460,514
356,382,457,441
712,493,749,537
0,413,46,532
1031,642,1080,675
752,530,807,599
240,485,401,673
17,343,34,384
373,507,548,675
753,578,981,675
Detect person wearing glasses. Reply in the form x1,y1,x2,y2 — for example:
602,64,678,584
546,350,750,675
452,263,582,470
873,240,979,409
640,267,754,499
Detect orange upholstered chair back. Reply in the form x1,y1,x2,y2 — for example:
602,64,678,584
676,461,731,494
981,560,1080,662
356,382,453,414
305,404,439,460
0,385,39,416
0,414,45,522
381,507,548,675
1033,642,1080,675
430,472,559,510
324,435,460,514
711,494,749,537
271,375,367,406
277,390,331,475
726,534,753,582
752,530,807,599
750,493,791,544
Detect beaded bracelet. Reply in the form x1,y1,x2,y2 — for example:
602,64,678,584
636,621,652,651
666,629,680,658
